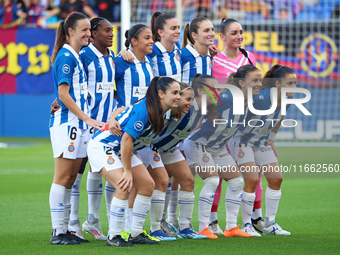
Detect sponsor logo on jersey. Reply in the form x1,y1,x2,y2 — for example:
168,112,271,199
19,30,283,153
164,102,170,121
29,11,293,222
134,121,144,131
62,64,70,74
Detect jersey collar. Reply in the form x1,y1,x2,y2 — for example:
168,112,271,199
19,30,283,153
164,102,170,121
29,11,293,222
89,43,113,59
155,41,179,53
186,44,211,59
129,49,150,65
63,44,80,59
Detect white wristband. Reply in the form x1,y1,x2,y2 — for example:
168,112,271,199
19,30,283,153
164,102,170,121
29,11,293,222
269,131,276,141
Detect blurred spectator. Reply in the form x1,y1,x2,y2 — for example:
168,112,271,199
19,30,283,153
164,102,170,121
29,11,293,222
331,4,339,18
0,0,27,27
39,0,97,26
91,0,120,23
21,0,46,26
266,0,301,21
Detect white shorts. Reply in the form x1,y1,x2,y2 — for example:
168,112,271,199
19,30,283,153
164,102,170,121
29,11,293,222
87,139,143,173
160,147,185,165
138,146,164,169
177,141,184,151
50,125,89,159
183,139,236,169
228,141,278,166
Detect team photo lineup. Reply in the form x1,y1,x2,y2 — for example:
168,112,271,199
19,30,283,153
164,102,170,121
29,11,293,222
49,9,308,248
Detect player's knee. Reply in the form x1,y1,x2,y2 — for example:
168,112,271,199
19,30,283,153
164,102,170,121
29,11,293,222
154,177,168,192
115,188,129,200
227,176,244,193
139,178,155,196
268,177,282,190
180,175,195,191
203,176,220,190
245,177,259,191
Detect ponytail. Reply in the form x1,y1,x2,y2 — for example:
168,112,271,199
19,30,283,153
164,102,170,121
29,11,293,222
181,23,192,48
262,64,295,88
125,24,148,49
51,21,66,65
146,76,177,135
50,12,88,66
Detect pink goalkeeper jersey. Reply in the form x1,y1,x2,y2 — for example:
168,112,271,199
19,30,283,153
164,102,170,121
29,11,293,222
212,50,256,80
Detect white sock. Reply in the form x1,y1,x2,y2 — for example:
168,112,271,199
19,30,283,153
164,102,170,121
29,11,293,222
241,191,255,227
198,176,219,232
64,188,71,232
131,194,151,237
168,190,179,222
49,183,65,236
70,173,82,222
87,172,103,220
252,208,263,219
126,207,133,231
105,181,116,222
178,190,195,230
150,190,165,232
225,176,243,230
209,212,218,224
109,197,128,238
264,187,281,226
162,178,171,221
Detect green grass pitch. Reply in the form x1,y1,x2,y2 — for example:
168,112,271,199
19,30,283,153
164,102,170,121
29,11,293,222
0,138,339,255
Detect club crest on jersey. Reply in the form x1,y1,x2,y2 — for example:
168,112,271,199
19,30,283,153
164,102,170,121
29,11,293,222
134,121,144,131
202,153,209,163
68,142,75,152
238,149,245,158
175,51,180,61
153,153,161,162
107,155,115,165
209,60,212,69
112,59,115,69
62,64,70,74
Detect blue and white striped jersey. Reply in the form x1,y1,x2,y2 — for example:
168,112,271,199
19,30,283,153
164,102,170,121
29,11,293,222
80,43,116,123
114,50,154,108
50,44,88,129
152,99,204,153
233,87,287,147
190,90,248,151
149,42,182,81
181,44,212,84
92,98,173,152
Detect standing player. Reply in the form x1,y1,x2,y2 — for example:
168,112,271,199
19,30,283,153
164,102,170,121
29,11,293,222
49,12,105,245
228,64,296,236
87,76,181,246
209,18,259,235
65,17,116,241
181,16,215,84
